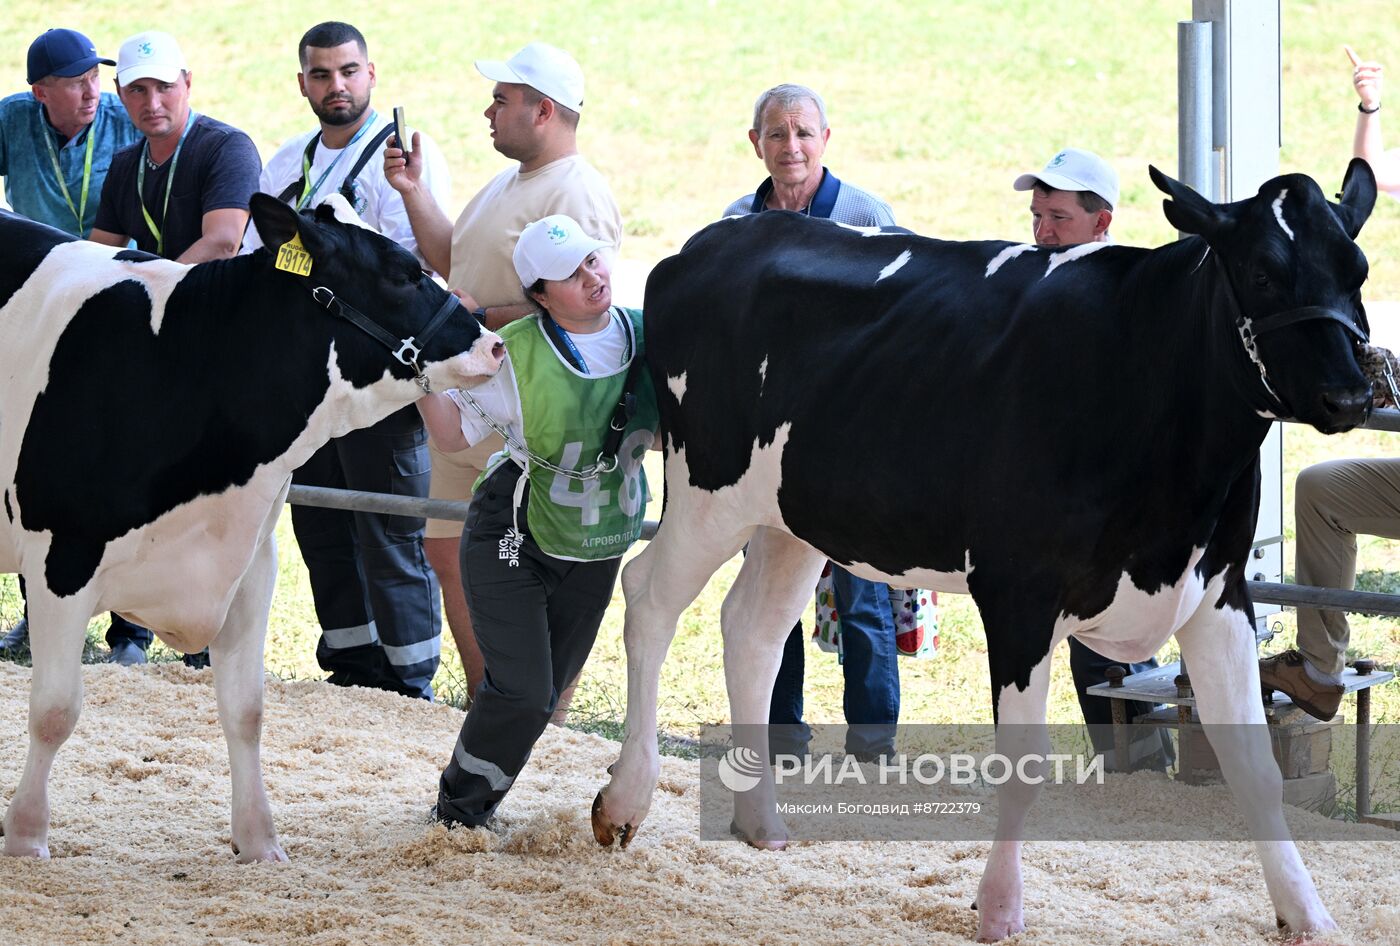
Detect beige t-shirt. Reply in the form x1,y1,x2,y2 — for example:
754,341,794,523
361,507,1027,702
447,153,622,304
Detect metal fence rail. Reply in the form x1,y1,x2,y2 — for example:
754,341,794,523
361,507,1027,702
286,484,662,537
1360,406,1400,433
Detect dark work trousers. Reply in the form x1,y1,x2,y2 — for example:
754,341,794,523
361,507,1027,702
17,576,153,649
769,565,900,760
292,406,441,700
436,463,621,827
1070,637,1172,771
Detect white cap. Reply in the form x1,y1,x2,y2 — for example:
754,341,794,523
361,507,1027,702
1013,148,1119,209
513,215,609,286
115,31,187,87
475,42,585,112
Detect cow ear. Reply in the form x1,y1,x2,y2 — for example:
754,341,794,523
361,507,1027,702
1332,157,1377,240
249,193,305,252
1149,164,1230,239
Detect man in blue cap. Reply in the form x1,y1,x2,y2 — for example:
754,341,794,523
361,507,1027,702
0,29,142,659
0,29,140,236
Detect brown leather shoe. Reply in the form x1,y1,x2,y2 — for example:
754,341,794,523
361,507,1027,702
1258,650,1344,721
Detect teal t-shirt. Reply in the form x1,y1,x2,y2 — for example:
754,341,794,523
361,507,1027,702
0,91,140,237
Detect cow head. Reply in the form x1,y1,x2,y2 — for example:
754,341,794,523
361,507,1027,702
248,193,504,399
1150,162,1375,433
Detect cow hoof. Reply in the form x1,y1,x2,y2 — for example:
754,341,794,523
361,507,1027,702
2,842,49,859
231,841,288,864
975,915,1026,943
1275,912,1339,942
729,820,788,852
1,831,49,859
591,792,635,849
2,810,50,859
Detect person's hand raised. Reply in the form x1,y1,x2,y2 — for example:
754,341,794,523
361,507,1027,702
384,130,423,194
1346,45,1383,110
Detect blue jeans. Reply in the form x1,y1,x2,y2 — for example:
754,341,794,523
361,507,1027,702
769,565,900,758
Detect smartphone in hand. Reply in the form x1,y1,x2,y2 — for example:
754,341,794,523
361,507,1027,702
394,106,412,153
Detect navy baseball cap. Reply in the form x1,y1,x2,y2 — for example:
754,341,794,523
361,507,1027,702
26,29,115,85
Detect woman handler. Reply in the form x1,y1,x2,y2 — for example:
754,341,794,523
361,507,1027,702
416,214,657,827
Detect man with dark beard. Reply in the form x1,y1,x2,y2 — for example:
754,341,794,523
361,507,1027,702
242,21,454,700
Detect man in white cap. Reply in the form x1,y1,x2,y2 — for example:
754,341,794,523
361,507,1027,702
0,28,142,657
386,41,621,714
1012,148,1171,771
237,21,453,701
85,31,260,667
1013,146,1117,246
90,30,260,264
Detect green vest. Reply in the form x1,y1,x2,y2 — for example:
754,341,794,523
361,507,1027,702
489,307,659,561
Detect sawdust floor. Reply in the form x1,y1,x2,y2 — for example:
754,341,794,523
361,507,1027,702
0,661,1397,946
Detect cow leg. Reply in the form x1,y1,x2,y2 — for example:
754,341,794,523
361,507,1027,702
208,531,287,863
1175,601,1335,935
720,527,824,849
3,587,93,858
593,517,749,848
975,630,1055,942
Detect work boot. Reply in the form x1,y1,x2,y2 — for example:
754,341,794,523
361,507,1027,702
1,617,29,652
108,638,148,667
182,649,211,670
1258,649,1344,721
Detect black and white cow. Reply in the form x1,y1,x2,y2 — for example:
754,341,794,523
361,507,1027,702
592,163,1377,940
0,194,503,862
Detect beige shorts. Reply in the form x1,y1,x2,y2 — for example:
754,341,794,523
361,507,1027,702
425,433,505,539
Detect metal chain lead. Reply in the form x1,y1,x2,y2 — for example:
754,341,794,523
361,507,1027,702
457,390,617,481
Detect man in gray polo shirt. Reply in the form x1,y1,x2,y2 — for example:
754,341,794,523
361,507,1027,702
724,83,905,764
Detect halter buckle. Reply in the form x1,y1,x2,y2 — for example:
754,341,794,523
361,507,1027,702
393,338,421,367
310,286,335,309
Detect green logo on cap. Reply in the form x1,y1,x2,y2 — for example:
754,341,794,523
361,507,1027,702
138,42,154,57
1049,151,1067,168
547,223,568,244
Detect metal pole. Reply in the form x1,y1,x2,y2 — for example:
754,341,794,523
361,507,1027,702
1247,580,1400,617
1357,686,1372,820
1178,20,1214,199
1359,407,1400,434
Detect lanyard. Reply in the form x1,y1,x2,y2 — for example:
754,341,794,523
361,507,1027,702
136,111,198,256
41,115,96,235
551,318,590,373
297,110,377,210
543,309,628,375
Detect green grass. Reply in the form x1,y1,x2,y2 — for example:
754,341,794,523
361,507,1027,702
3,1,1400,799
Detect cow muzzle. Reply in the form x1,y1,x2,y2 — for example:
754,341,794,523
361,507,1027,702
1237,305,1369,423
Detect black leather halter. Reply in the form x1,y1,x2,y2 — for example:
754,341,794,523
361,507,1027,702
306,284,462,393
1211,252,1368,416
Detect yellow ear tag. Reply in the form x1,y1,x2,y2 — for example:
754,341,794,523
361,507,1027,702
275,232,313,276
